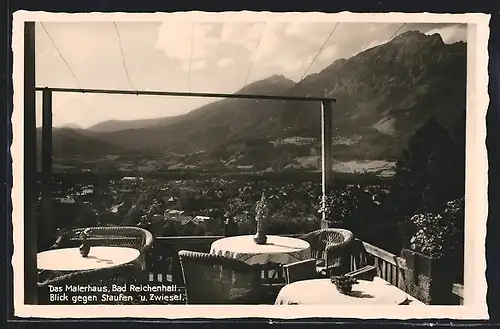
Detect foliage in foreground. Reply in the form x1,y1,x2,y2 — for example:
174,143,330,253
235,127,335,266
409,198,464,259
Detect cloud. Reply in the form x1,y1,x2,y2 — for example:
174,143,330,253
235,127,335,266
237,22,340,81
37,21,470,127
154,21,468,84
155,22,220,67
424,24,467,44
218,57,234,67
180,59,207,71
363,39,386,51
154,21,339,76
220,22,264,50
318,45,339,62
284,22,336,45
155,22,281,72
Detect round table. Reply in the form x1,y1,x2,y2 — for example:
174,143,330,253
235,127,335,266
210,235,311,265
275,277,409,305
37,246,141,272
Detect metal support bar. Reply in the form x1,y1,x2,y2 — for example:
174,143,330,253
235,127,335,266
34,87,337,103
41,88,53,248
24,21,38,304
321,101,333,229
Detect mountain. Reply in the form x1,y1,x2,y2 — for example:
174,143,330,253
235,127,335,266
270,31,466,159
94,74,296,153
87,117,179,133
36,127,137,158
280,31,465,135
49,31,466,169
59,123,83,129
86,74,296,134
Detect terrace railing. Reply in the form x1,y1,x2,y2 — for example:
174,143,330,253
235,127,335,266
349,239,407,290
145,235,464,305
349,239,464,305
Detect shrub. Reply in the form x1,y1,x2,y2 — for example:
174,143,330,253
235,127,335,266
408,198,464,259
316,187,362,226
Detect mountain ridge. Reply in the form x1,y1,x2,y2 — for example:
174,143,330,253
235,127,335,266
86,74,297,133
47,30,467,170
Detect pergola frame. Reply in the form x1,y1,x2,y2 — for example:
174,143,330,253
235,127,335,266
23,22,336,303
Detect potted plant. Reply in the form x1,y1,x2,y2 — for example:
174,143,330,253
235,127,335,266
330,275,359,295
402,199,464,305
78,228,91,257
253,193,269,244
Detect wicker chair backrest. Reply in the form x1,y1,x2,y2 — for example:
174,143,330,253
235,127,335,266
56,226,153,251
301,228,354,253
178,250,262,305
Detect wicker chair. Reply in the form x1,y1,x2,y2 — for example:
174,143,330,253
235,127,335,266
283,258,317,284
178,250,264,305
300,228,354,277
51,226,154,279
37,264,137,304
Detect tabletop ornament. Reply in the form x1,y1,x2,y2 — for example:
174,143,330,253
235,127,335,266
253,192,270,245
79,228,91,258
330,275,359,295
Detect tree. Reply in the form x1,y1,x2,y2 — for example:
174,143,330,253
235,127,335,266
391,119,448,217
387,113,466,251
177,189,197,212
74,203,99,228
318,186,363,226
123,193,146,225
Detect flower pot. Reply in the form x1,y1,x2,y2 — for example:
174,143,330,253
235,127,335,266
402,249,455,305
330,276,357,295
335,284,353,295
253,232,267,245
79,243,90,257
253,193,268,245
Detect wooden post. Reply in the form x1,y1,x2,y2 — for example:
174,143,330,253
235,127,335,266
41,88,53,247
24,21,38,304
320,101,333,229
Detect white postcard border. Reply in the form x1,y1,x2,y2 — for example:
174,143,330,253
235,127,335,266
11,10,490,319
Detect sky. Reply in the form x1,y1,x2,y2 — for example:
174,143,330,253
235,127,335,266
34,20,467,128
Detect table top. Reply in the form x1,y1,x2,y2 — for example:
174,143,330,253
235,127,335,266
275,277,409,305
211,235,310,254
210,235,311,265
37,246,140,271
